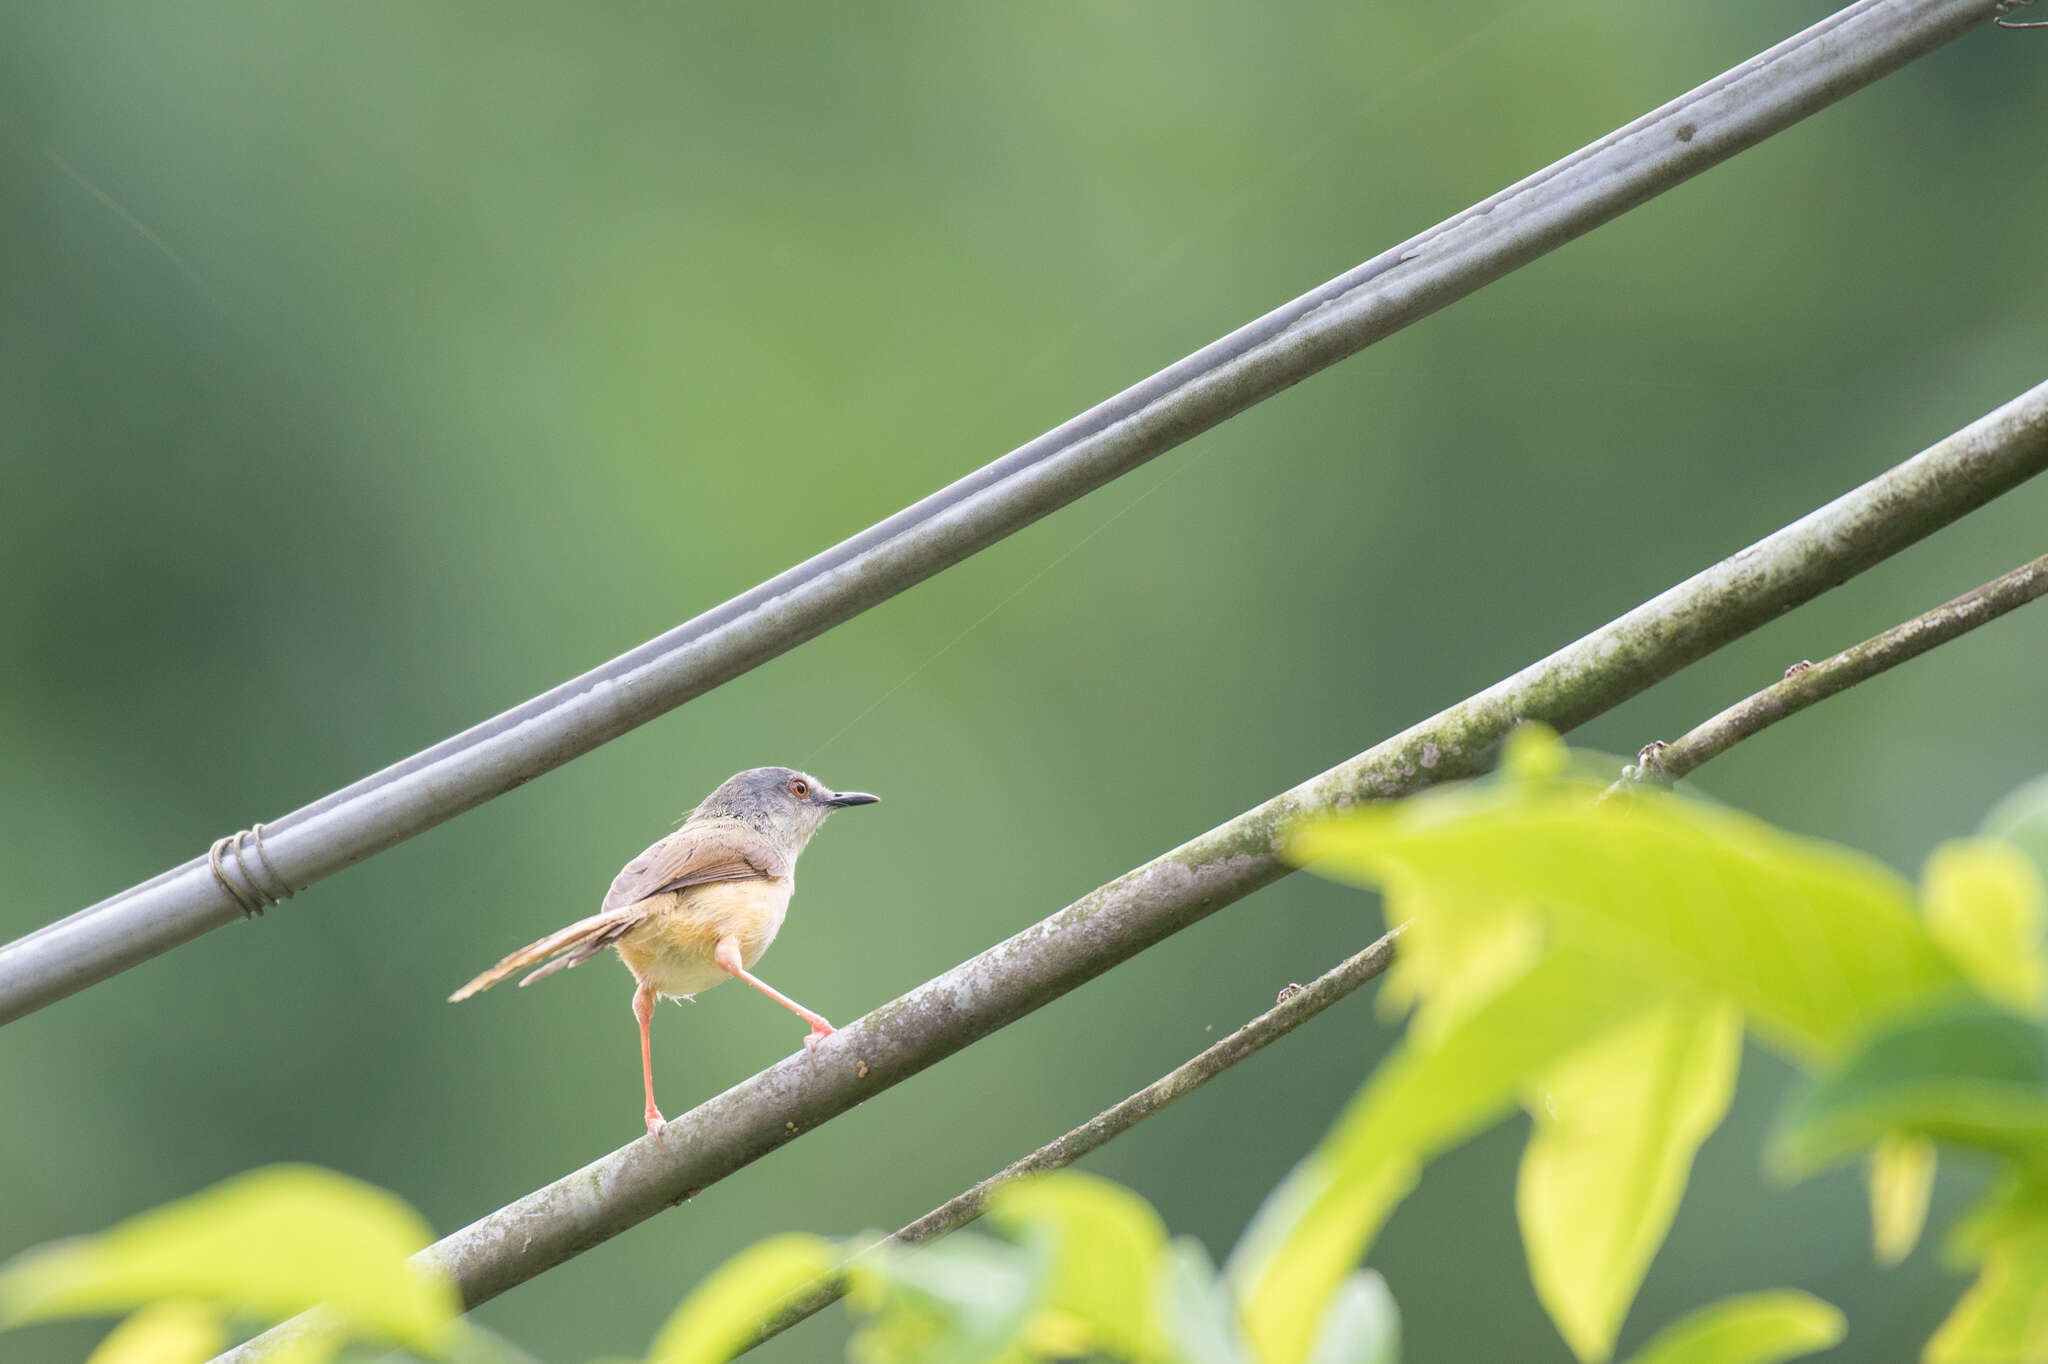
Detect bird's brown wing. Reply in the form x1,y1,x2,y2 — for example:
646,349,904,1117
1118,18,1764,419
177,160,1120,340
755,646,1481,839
599,822,784,913
448,825,783,1002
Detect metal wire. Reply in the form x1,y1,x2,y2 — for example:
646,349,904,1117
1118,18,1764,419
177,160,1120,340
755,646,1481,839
206,825,295,918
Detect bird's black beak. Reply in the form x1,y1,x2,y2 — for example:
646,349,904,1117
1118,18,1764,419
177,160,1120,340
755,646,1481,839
825,790,880,807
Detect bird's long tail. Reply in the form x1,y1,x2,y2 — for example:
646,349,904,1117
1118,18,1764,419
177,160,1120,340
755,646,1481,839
448,910,636,1002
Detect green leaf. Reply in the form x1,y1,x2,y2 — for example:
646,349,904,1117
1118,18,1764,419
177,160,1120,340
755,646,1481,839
1159,1239,1251,1364
1501,723,1570,782
1375,884,1546,1046
1329,949,1660,1171
848,1233,1034,1318
1228,948,1651,1364
1771,1000,2048,1176
1306,1271,1399,1364
645,1233,837,1364
844,1233,1040,1364
1925,1220,2048,1364
1868,1132,1938,1267
1983,774,2048,884
1923,839,2048,1016
84,1302,223,1364
1945,1175,2048,1269
1519,1000,1742,1362
1619,1291,1844,1364
1226,1153,1416,1364
1289,773,1963,1065
986,1172,1169,1362
0,1165,457,1352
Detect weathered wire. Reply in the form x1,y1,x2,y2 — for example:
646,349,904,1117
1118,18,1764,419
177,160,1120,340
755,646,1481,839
1621,552,2048,788
216,377,2048,1362
0,0,2012,1027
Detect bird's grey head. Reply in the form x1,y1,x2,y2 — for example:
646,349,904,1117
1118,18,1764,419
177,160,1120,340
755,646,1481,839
688,766,879,852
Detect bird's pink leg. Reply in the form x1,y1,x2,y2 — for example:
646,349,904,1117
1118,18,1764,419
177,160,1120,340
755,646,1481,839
714,936,835,1066
633,982,665,1138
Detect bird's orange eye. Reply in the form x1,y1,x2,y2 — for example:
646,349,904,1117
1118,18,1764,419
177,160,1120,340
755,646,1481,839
790,779,809,798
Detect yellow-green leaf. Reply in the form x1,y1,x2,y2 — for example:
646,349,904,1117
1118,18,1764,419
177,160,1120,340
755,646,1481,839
1228,947,1652,1364
1924,839,2047,1016
646,1233,838,1364
1376,880,1545,1045
843,1233,1038,1364
1289,773,1962,1065
1160,1238,1252,1364
1620,1291,1844,1364
1868,1133,1937,1267
1305,1270,1398,1364
1520,999,1742,1363
1983,774,2048,883
1226,1152,1417,1364
1771,1001,2048,1176
986,1172,1169,1362
84,1302,223,1364
1945,1175,2048,1269
0,1165,455,1352
1925,1220,2048,1364
1502,723,1570,782
1325,951,1658,1169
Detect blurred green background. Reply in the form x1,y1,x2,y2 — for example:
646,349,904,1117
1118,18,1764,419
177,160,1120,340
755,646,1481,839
4,2,2045,1360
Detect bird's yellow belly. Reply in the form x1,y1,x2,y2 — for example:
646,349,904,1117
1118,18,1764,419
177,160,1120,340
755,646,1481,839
614,876,793,998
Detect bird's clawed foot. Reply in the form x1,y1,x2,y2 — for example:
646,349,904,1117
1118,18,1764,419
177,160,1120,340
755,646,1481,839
645,1104,667,1142
802,1017,836,1073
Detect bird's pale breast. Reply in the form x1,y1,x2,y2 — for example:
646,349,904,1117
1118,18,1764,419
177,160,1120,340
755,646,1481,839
614,875,794,998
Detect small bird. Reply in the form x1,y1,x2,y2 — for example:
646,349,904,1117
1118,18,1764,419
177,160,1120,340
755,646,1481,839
450,766,879,1137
